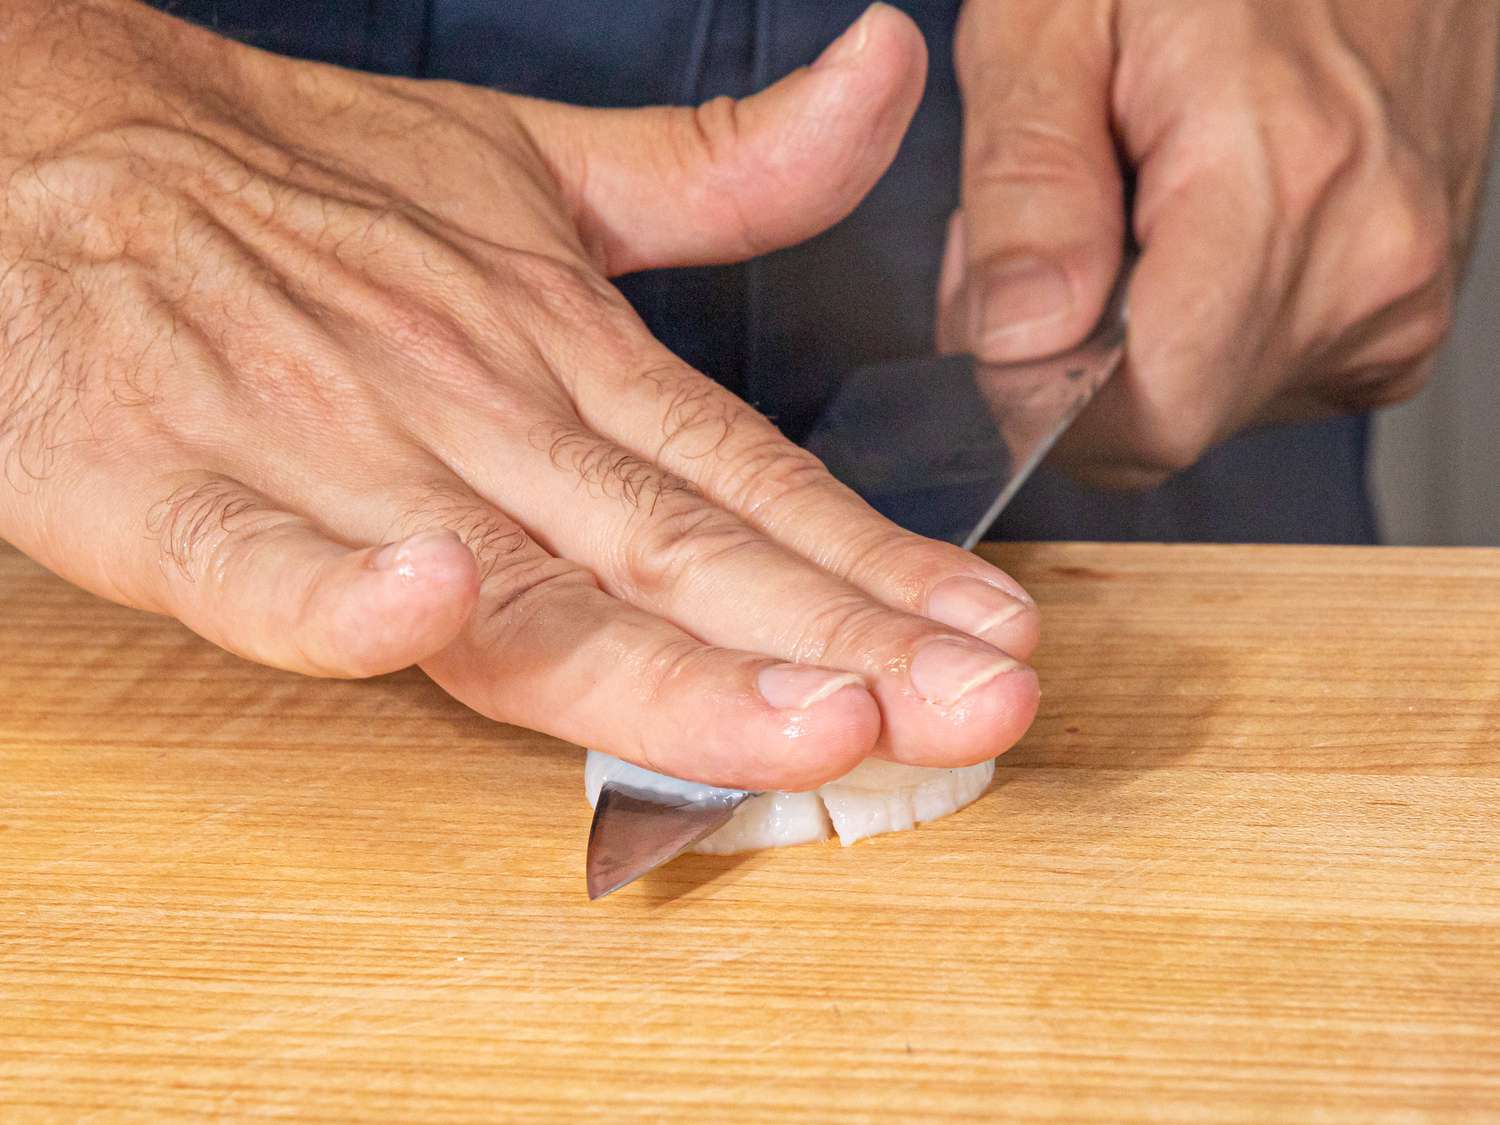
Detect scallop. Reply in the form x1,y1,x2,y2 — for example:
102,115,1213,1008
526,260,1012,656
584,751,995,854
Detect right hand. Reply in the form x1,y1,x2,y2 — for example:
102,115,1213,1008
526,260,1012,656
0,0,1040,790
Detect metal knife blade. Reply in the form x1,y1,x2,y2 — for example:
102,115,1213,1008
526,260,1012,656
585,269,1131,900
803,266,1129,549
586,780,750,900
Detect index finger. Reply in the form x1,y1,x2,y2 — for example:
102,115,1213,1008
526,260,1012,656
562,342,1041,661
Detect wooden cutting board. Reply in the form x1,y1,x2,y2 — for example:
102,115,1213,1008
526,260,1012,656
3,541,1499,1121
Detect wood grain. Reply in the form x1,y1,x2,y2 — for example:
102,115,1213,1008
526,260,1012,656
2,541,1499,1122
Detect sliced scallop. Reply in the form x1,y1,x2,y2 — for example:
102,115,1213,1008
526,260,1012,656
584,751,995,855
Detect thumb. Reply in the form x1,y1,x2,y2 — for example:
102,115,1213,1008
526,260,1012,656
956,0,1124,361
514,3,927,276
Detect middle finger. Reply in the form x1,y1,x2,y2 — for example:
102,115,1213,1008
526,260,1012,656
552,333,1042,662
442,414,1039,770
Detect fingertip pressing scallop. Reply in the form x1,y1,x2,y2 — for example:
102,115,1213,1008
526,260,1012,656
740,670,881,792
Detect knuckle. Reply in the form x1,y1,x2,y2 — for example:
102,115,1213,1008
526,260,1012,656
1134,418,1216,478
1391,281,1458,361
655,98,763,259
474,564,607,717
361,296,515,414
146,474,287,585
964,119,1101,190
1387,207,1450,293
369,295,469,364
653,97,765,260
686,97,745,168
482,554,595,631
1268,105,1361,219
618,491,759,601
392,481,597,636
533,421,693,511
1115,355,1223,478
787,591,902,668
836,529,978,609
442,514,532,588
637,635,717,715
719,437,832,519
628,362,836,523
1354,179,1452,317
643,361,750,460
467,564,601,674
1415,284,1457,351
329,206,437,262
1343,361,1436,411
390,481,555,595
502,249,627,335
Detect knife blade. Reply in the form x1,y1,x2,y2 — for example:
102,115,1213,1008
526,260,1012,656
585,267,1132,899
803,265,1129,549
586,783,748,900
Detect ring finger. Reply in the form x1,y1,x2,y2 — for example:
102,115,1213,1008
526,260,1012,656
282,469,887,792
430,417,1039,770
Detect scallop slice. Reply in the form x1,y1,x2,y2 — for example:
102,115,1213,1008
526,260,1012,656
815,757,996,846
690,790,831,855
584,751,995,855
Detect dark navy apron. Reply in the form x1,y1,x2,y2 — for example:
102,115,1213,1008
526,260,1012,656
151,0,1378,544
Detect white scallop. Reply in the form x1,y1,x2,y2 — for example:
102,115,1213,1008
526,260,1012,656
584,751,995,855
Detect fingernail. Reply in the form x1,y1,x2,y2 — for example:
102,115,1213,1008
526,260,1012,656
926,576,1031,641
909,638,1020,706
978,257,1073,355
758,665,864,711
371,530,460,578
813,4,876,69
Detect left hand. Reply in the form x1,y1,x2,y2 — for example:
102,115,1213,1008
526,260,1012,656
941,0,1499,488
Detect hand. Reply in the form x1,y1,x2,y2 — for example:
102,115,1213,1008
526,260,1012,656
943,0,1498,487
0,1,1041,790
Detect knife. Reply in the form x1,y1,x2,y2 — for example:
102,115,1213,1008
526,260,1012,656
585,264,1132,899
